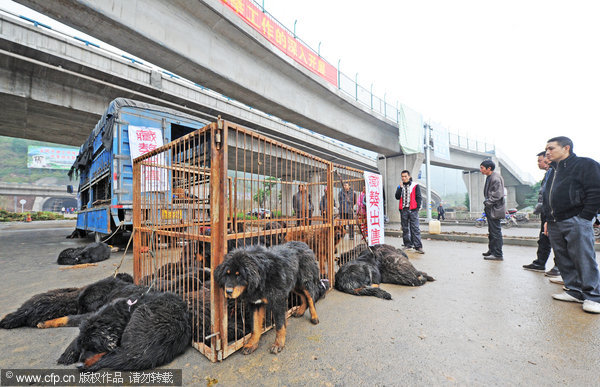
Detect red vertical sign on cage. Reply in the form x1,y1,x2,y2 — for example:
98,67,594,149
364,172,384,246
220,0,338,87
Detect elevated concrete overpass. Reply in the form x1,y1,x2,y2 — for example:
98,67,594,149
0,11,376,171
0,182,76,212
14,0,401,156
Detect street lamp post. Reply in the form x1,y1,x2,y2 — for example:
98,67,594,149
424,123,432,221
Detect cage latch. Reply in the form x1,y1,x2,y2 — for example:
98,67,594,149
215,129,222,150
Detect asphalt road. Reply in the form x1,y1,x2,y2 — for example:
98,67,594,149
1,221,599,386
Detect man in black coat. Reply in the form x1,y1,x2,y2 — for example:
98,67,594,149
542,136,600,314
522,151,560,276
480,159,506,261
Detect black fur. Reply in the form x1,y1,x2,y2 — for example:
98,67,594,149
214,241,325,354
0,287,81,328
335,244,434,299
58,292,191,371
57,242,111,265
0,273,133,329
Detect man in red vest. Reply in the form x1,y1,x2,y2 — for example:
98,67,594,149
395,170,424,253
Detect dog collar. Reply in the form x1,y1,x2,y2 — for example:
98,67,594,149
127,298,138,311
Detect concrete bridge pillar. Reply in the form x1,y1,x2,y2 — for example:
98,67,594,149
462,171,486,216
505,186,518,210
32,197,49,212
379,153,425,223
281,177,295,218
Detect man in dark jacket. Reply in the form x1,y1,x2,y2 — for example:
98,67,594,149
523,151,560,276
338,182,355,237
437,203,445,220
319,187,335,220
293,184,313,226
395,170,424,253
480,159,506,260
542,136,600,314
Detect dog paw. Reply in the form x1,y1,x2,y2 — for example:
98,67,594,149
242,344,258,355
292,310,305,318
269,343,284,354
310,317,319,325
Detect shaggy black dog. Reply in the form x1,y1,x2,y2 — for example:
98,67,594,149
214,241,327,354
39,277,153,329
57,242,111,265
335,244,434,300
0,274,133,329
58,291,191,371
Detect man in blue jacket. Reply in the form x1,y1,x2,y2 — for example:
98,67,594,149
543,136,600,314
395,170,424,253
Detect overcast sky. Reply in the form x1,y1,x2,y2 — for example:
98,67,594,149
3,0,599,180
264,0,600,179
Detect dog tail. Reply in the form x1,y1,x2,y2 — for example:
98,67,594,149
0,311,28,329
352,287,392,300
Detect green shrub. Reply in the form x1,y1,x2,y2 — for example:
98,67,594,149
0,210,65,222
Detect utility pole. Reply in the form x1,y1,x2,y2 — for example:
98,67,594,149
424,123,432,221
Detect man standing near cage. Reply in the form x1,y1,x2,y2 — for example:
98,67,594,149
338,182,355,238
319,187,335,220
542,136,600,313
293,184,313,226
480,159,505,261
395,170,424,254
523,151,560,276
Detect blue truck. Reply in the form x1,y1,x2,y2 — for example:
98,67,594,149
68,98,210,241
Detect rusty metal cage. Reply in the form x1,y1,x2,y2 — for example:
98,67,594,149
333,164,369,268
133,119,368,361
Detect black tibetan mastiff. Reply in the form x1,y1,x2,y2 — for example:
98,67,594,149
214,241,327,354
57,242,111,265
58,291,191,371
0,274,133,329
335,244,434,300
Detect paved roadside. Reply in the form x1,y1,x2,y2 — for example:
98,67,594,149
1,223,600,385
386,221,600,251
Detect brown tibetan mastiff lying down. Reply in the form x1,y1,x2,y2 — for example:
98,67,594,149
214,241,328,355
335,244,434,300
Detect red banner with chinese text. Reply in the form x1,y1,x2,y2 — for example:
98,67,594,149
221,0,338,87
364,171,385,246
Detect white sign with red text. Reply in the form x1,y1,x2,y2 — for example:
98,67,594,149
128,126,167,192
364,171,385,246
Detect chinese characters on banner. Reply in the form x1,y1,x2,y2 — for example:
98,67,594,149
27,146,79,170
364,171,385,246
220,0,338,87
128,126,167,192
